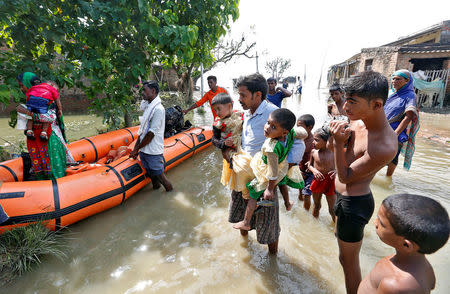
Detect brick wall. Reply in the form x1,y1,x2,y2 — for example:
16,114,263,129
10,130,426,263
359,47,400,78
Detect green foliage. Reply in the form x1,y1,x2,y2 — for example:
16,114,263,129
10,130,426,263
0,223,69,286
0,0,240,128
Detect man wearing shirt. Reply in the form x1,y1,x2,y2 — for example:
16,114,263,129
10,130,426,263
182,75,227,118
229,73,280,254
130,80,173,191
266,77,292,108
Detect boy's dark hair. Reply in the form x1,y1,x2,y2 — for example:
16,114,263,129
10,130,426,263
298,114,315,128
143,80,159,94
267,77,276,83
382,194,449,254
236,73,268,100
207,75,217,83
211,93,233,105
270,108,296,131
314,127,330,141
343,71,389,104
329,83,342,92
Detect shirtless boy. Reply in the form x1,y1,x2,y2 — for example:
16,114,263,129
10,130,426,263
297,114,315,210
358,194,449,293
328,83,346,117
329,71,398,294
308,127,336,222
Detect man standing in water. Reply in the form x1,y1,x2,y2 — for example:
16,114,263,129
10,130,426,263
229,73,279,254
130,80,173,191
329,71,397,294
182,75,228,118
266,77,292,108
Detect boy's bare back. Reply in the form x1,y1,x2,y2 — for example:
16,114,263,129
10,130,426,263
333,119,397,196
358,254,435,293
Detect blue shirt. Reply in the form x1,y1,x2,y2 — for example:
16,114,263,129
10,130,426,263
241,100,278,157
267,91,287,108
287,139,305,164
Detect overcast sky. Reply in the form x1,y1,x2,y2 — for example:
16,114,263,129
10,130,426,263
205,0,450,88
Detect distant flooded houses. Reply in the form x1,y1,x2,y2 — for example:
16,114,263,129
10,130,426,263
328,20,450,108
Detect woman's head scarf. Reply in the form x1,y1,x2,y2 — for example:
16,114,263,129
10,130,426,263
17,72,41,89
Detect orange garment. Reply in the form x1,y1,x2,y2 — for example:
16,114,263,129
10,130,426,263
195,86,227,118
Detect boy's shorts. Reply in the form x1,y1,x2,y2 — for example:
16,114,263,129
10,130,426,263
333,192,374,243
139,152,165,176
301,171,314,196
310,174,335,196
27,95,51,114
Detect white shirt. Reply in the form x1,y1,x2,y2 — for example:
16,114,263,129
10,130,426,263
139,103,165,155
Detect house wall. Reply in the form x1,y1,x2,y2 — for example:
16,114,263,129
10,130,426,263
359,47,399,78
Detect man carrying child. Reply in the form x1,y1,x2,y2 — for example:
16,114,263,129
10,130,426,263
228,73,279,254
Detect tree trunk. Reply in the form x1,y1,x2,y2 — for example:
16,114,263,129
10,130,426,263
124,109,132,127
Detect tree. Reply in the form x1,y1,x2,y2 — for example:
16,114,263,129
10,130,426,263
265,57,291,81
0,0,239,128
190,34,255,87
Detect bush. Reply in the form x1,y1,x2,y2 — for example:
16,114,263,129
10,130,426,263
0,223,69,286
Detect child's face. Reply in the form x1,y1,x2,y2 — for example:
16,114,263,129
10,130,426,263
343,95,373,121
330,90,343,102
313,133,326,150
375,204,403,248
213,103,233,119
264,115,288,139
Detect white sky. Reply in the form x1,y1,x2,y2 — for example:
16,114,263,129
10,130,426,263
203,0,450,89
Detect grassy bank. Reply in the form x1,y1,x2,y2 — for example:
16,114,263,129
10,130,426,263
0,223,69,286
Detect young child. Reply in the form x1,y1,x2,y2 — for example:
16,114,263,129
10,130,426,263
278,123,307,211
233,108,303,231
21,74,62,141
329,71,398,294
358,194,449,293
297,114,315,210
328,83,346,118
211,93,247,195
308,127,336,222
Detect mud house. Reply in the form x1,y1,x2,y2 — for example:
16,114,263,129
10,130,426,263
328,20,450,108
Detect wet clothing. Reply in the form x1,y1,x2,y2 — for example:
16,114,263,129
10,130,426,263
27,122,52,180
385,70,419,170
138,96,165,155
392,143,403,166
333,192,375,243
228,190,280,245
140,152,164,176
310,173,335,197
195,86,227,118
267,91,287,108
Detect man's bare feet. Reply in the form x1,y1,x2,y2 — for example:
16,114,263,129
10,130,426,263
233,221,251,231
298,193,304,201
285,201,293,211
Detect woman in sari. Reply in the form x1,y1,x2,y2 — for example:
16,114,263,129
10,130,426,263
384,69,420,176
17,72,74,180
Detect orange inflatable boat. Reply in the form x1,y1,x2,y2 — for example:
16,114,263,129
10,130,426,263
0,126,212,233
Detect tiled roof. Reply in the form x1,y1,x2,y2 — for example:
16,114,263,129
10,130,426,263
399,44,450,53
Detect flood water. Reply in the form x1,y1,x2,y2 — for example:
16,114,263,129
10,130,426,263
2,87,449,294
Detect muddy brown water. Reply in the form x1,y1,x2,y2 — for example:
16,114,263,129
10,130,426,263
2,89,449,293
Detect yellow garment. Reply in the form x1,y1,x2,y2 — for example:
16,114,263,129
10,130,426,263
286,165,303,184
221,149,254,199
248,138,289,195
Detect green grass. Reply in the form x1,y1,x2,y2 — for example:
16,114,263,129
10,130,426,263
0,223,69,286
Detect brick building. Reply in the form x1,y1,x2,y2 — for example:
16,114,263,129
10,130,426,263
328,20,450,107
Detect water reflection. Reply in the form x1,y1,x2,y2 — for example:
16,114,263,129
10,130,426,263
4,89,449,294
